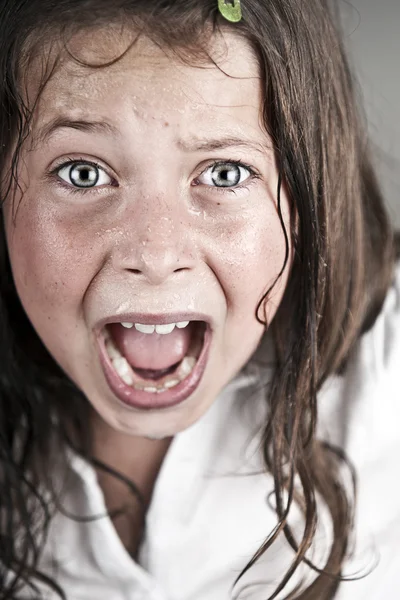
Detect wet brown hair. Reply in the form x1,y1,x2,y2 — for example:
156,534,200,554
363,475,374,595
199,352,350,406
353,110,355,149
0,0,396,598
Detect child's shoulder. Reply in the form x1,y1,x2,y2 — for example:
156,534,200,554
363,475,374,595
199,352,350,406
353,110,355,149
319,260,400,443
317,261,400,599
363,259,400,373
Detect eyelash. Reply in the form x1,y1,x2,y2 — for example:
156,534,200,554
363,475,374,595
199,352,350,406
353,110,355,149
195,159,260,194
48,157,114,195
48,157,260,195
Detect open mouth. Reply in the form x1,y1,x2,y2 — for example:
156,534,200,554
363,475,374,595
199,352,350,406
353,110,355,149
99,319,210,410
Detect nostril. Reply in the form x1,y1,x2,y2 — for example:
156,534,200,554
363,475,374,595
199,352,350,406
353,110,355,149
128,267,187,275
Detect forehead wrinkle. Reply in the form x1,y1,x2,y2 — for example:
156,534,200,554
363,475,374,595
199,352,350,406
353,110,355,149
26,32,266,153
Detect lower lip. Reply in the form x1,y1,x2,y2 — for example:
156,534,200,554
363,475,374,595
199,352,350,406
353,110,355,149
98,326,212,411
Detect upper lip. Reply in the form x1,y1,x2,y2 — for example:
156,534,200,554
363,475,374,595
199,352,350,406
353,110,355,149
95,312,213,332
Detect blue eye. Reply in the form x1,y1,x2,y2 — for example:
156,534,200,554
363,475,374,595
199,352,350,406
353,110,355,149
197,162,252,188
57,162,112,188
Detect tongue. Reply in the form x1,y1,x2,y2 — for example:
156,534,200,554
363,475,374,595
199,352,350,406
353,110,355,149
109,324,192,371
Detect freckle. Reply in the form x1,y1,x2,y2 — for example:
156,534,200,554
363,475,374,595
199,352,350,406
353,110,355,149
164,121,169,127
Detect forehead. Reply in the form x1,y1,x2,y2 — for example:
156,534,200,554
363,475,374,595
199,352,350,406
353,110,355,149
28,27,264,142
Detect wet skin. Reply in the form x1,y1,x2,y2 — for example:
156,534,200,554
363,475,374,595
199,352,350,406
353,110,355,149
4,29,291,446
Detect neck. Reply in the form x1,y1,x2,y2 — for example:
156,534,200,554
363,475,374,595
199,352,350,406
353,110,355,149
90,409,172,506
89,409,173,558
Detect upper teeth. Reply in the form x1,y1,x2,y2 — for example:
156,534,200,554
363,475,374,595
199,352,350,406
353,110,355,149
121,321,190,335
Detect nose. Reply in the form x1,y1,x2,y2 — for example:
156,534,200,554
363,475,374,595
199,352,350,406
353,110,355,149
113,195,195,285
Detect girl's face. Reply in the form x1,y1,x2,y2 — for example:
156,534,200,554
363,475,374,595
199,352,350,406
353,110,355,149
3,29,291,439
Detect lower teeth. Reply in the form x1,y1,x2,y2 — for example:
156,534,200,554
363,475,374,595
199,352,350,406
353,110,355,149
164,378,180,389
106,336,197,393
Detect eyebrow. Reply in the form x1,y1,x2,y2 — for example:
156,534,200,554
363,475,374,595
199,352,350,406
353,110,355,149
177,136,269,155
36,117,270,155
36,117,120,144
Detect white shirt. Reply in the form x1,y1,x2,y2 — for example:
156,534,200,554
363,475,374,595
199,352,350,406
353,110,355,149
33,263,400,599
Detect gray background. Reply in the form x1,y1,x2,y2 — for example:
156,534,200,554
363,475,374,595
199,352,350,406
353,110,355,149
341,0,400,227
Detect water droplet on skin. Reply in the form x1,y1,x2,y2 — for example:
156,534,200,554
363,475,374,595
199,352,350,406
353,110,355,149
189,207,201,216
116,302,131,314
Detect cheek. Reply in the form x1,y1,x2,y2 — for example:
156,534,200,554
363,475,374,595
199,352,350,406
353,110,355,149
206,201,291,320
4,199,97,321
